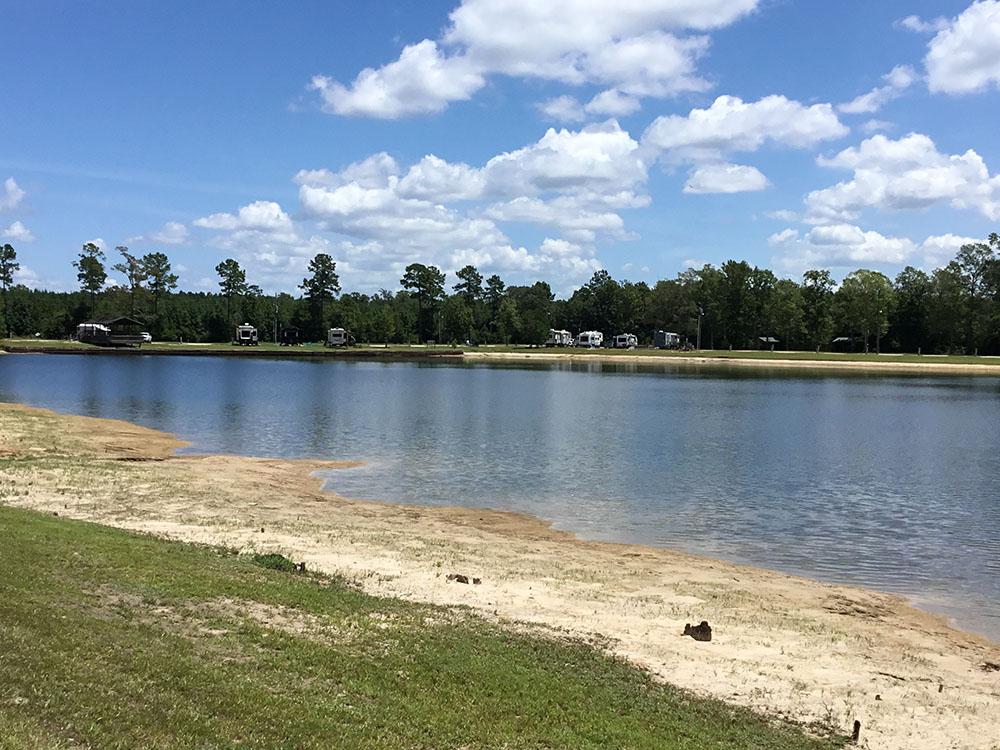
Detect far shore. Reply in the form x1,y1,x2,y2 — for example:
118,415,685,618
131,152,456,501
1,402,998,750
5,337,1000,375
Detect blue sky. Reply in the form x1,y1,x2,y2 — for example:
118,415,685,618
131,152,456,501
2,0,999,296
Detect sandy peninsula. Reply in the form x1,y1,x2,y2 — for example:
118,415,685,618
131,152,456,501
1,402,998,750
462,349,1000,375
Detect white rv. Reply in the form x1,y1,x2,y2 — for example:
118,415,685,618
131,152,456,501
575,331,603,348
326,327,352,347
545,329,573,347
613,333,638,349
234,324,259,346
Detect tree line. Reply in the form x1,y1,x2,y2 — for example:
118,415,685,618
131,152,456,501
1,233,999,354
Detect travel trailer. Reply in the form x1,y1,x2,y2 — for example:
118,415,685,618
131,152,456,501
654,330,681,349
545,329,573,347
326,327,354,347
575,331,603,348
613,333,638,349
234,324,259,346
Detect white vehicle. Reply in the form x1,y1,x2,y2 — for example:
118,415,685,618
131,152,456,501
575,330,603,348
654,330,681,349
326,327,352,347
234,324,259,346
140,332,152,343
613,333,638,349
545,329,573,347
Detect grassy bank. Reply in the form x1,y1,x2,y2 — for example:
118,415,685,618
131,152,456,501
4,336,1000,368
0,507,844,749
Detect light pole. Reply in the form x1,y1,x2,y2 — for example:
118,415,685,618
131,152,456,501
696,304,704,350
273,297,279,345
876,307,883,354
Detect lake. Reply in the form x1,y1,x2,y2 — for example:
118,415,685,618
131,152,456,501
2,352,999,640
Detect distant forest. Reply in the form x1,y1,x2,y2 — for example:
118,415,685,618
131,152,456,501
1,233,999,354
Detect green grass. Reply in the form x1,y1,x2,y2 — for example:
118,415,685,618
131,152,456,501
0,506,845,749
4,337,998,366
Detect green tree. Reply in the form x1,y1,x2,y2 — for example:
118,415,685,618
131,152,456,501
0,243,19,337
766,279,804,349
141,252,179,319
507,282,554,344
718,260,754,347
801,269,835,351
927,263,968,353
441,295,474,343
835,270,895,353
453,265,483,302
299,253,341,339
215,258,248,325
648,279,696,338
954,237,998,353
495,297,521,344
73,242,107,319
892,267,932,352
371,291,397,347
400,263,446,341
112,246,147,314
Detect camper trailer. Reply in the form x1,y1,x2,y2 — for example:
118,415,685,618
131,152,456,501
545,329,573,347
654,330,681,349
575,331,603,348
326,327,354,347
613,333,638,349
234,324,259,346
279,326,300,346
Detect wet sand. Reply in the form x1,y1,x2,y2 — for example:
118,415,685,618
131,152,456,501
1,402,998,749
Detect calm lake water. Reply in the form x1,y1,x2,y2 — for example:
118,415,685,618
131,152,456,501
2,353,999,639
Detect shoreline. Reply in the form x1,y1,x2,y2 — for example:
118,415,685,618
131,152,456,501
2,402,999,749
463,349,1000,375
5,340,1000,374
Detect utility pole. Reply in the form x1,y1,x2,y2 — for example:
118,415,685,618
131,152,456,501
273,297,279,345
696,305,704,350
875,287,881,355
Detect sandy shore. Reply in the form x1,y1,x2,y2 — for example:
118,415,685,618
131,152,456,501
2,402,998,749
463,350,1000,375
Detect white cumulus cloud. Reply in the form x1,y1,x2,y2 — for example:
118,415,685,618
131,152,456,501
1,178,25,212
310,41,485,118
312,0,761,118
925,1,1000,94
806,132,1000,223
769,223,916,270
683,163,770,194
642,95,848,160
838,65,917,114
194,200,294,234
2,221,34,242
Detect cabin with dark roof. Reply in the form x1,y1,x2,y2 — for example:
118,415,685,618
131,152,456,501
76,316,147,348
280,326,300,346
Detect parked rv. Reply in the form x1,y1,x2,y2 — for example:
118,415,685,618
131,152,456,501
326,327,354,347
234,324,259,346
613,333,638,349
545,329,573,347
654,330,681,349
575,331,603,348
279,326,300,346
